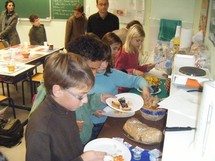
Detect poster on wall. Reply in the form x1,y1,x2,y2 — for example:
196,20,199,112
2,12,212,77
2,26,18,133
209,0,215,46
108,0,145,24
199,0,209,38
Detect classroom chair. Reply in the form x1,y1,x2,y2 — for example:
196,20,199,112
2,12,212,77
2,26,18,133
0,95,16,118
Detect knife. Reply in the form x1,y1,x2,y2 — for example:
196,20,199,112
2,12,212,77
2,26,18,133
165,126,196,131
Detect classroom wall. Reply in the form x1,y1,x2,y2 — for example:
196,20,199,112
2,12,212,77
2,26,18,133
15,0,214,78
16,0,97,48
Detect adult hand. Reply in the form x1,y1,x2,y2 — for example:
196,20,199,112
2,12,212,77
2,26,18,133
81,150,106,161
100,94,116,104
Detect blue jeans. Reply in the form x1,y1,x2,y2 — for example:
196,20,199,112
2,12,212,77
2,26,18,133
91,123,104,140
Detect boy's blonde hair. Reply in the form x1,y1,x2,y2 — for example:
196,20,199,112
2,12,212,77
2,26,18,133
124,24,145,54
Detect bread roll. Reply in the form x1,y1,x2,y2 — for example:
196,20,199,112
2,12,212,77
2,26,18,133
123,118,163,144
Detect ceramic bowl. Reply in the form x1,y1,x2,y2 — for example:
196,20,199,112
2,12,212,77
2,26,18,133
140,107,166,121
22,52,30,58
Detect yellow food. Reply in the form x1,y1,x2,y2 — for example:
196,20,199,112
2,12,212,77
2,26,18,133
111,99,132,111
114,155,124,161
111,101,120,109
144,76,161,86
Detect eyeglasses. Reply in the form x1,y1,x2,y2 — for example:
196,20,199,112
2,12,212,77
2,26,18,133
66,90,87,101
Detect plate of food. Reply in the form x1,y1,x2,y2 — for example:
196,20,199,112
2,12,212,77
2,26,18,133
144,75,161,86
103,106,135,118
84,138,131,161
106,93,144,113
137,86,161,95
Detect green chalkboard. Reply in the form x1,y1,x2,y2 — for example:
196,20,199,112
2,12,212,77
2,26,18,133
52,0,84,19
0,0,51,19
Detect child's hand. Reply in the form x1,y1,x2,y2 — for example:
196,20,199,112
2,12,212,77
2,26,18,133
100,94,116,104
76,120,84,132
93,110,105,118
141,87,151,101
134,69,145,76
146,63,155,71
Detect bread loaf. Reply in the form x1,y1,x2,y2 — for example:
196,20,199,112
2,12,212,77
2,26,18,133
123,118,163,144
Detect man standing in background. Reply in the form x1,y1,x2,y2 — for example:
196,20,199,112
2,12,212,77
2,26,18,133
87,0,119,39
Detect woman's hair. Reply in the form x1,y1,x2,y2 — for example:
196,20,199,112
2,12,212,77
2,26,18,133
29,14,39,23
102,32,122,47
5,0,15,9
126,20,142,29
73,3,84,13
124,24,145,54
43,52,95,95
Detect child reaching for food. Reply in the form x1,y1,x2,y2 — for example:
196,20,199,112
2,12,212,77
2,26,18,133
90,42,152,139
115,24,155,77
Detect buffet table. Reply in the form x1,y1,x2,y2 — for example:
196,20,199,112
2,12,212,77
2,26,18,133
98,79,169,160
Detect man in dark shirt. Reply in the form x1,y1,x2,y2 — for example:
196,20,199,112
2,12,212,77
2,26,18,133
87,0,119,39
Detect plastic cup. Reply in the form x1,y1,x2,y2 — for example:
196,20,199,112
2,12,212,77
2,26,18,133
49,44,54,50
133,150,142,160
44,41,48,46
7,60,15,72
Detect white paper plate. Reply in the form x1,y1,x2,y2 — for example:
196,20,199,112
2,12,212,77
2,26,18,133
103,106,135,118
84,138,131,161
106,93,144,113
137,87,162,95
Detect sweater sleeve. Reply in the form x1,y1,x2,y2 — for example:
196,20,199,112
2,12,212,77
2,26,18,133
87,93,103,112
137,64,150,72
65,18,73,49
112,69,150,89
115,51,134,74
0,12,18,37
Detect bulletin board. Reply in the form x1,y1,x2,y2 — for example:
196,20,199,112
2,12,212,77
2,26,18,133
209,0,215,46
108,0,145,24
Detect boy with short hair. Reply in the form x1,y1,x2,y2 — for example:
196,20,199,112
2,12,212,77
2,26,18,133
28,14,47,45
30,35,113,145
26,52,106,161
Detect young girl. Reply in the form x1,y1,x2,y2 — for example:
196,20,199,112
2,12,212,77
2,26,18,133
65,3,87,50
102,32,122,65
115,24,155,77
90,42,151,139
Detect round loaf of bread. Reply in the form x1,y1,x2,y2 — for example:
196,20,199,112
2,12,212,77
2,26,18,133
123,118,163,144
